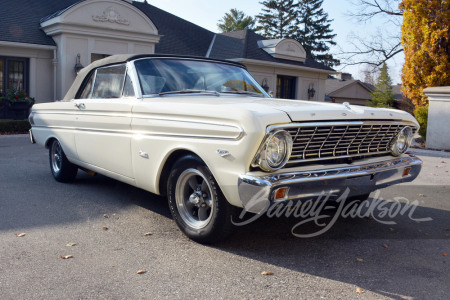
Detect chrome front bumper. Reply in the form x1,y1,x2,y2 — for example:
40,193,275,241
238,155,422,213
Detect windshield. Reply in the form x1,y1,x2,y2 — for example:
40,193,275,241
134,59,269,97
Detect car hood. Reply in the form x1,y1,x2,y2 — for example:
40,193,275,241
148,96,418,125
255,98,418,124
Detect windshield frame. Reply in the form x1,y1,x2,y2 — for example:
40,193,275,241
131,57,270,98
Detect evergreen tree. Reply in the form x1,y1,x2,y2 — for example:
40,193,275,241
256,0,297,38
217,9,256,33
293,0,339,67
369,63,395,108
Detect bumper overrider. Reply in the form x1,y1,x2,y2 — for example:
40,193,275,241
238,155,422,213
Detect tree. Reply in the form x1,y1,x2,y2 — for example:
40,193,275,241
341,0,404,68
256,0,297,38
217,9,256,32
360,65,376,85
294,0,339,67
369,62,395,108
400,0,450,107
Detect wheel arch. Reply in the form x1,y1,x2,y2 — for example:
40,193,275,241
45,136,58,149
157,149,206,197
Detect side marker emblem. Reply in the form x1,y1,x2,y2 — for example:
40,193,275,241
139,149,149,159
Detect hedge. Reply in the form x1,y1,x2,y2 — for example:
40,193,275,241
0,120,31,134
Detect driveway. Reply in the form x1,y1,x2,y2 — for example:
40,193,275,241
0,135,449,299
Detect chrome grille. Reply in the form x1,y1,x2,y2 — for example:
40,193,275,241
281,121,416,165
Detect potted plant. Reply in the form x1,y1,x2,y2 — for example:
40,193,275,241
4,87,35,119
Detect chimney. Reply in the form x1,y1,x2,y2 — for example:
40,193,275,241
337,72,353,81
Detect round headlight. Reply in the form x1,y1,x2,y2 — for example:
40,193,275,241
260,130,293,171
391,126,413,156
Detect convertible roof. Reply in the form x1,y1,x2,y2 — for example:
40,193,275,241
64,54,246,100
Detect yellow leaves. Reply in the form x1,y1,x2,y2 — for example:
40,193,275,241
15,233,26,237
401,0,450,107
356,258,364,262
66,243,76,247
60,255,73,259
144,232,153,236
261,271,274,276
356,287,365,294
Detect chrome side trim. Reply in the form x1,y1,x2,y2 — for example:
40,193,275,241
31,125,243,140
33,112,243,140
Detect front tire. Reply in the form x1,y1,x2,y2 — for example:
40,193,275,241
49,139,78,182
167,155,234,244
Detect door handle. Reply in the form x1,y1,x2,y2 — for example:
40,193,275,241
74,102,85,109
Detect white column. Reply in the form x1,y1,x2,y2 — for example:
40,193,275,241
424,86,450,150
29,57,36,98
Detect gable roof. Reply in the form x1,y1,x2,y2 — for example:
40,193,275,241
209,30,333,71
326,78,374,95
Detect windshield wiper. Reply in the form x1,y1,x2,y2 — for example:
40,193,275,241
158,89,220,96
220,91,265,97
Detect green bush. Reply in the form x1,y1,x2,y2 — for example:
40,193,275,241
414,105,428,141
0,120,31,134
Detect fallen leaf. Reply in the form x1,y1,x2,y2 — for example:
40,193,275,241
261,271,274,276
390,228,395,232
144,232,153,236
60,255,73,259
104,214,110,218
102,226,108,231
112,214,116,217
356,287,364,294
356,258,364,262
417,194,425,197
66,243,76,247
443,254,448,257
441,161,447,164
137,270,147,274
382,244,388,248
15,233,26,237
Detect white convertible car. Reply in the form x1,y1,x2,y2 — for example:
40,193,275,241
29,55,422,243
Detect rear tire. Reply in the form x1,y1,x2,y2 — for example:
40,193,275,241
167,155,234,244
49,139,78,183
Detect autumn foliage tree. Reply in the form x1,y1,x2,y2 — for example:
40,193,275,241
400,0,450,107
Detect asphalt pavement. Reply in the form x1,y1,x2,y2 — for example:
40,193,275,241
0,134,449,299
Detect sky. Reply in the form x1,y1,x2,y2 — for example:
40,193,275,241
142,0,404,84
